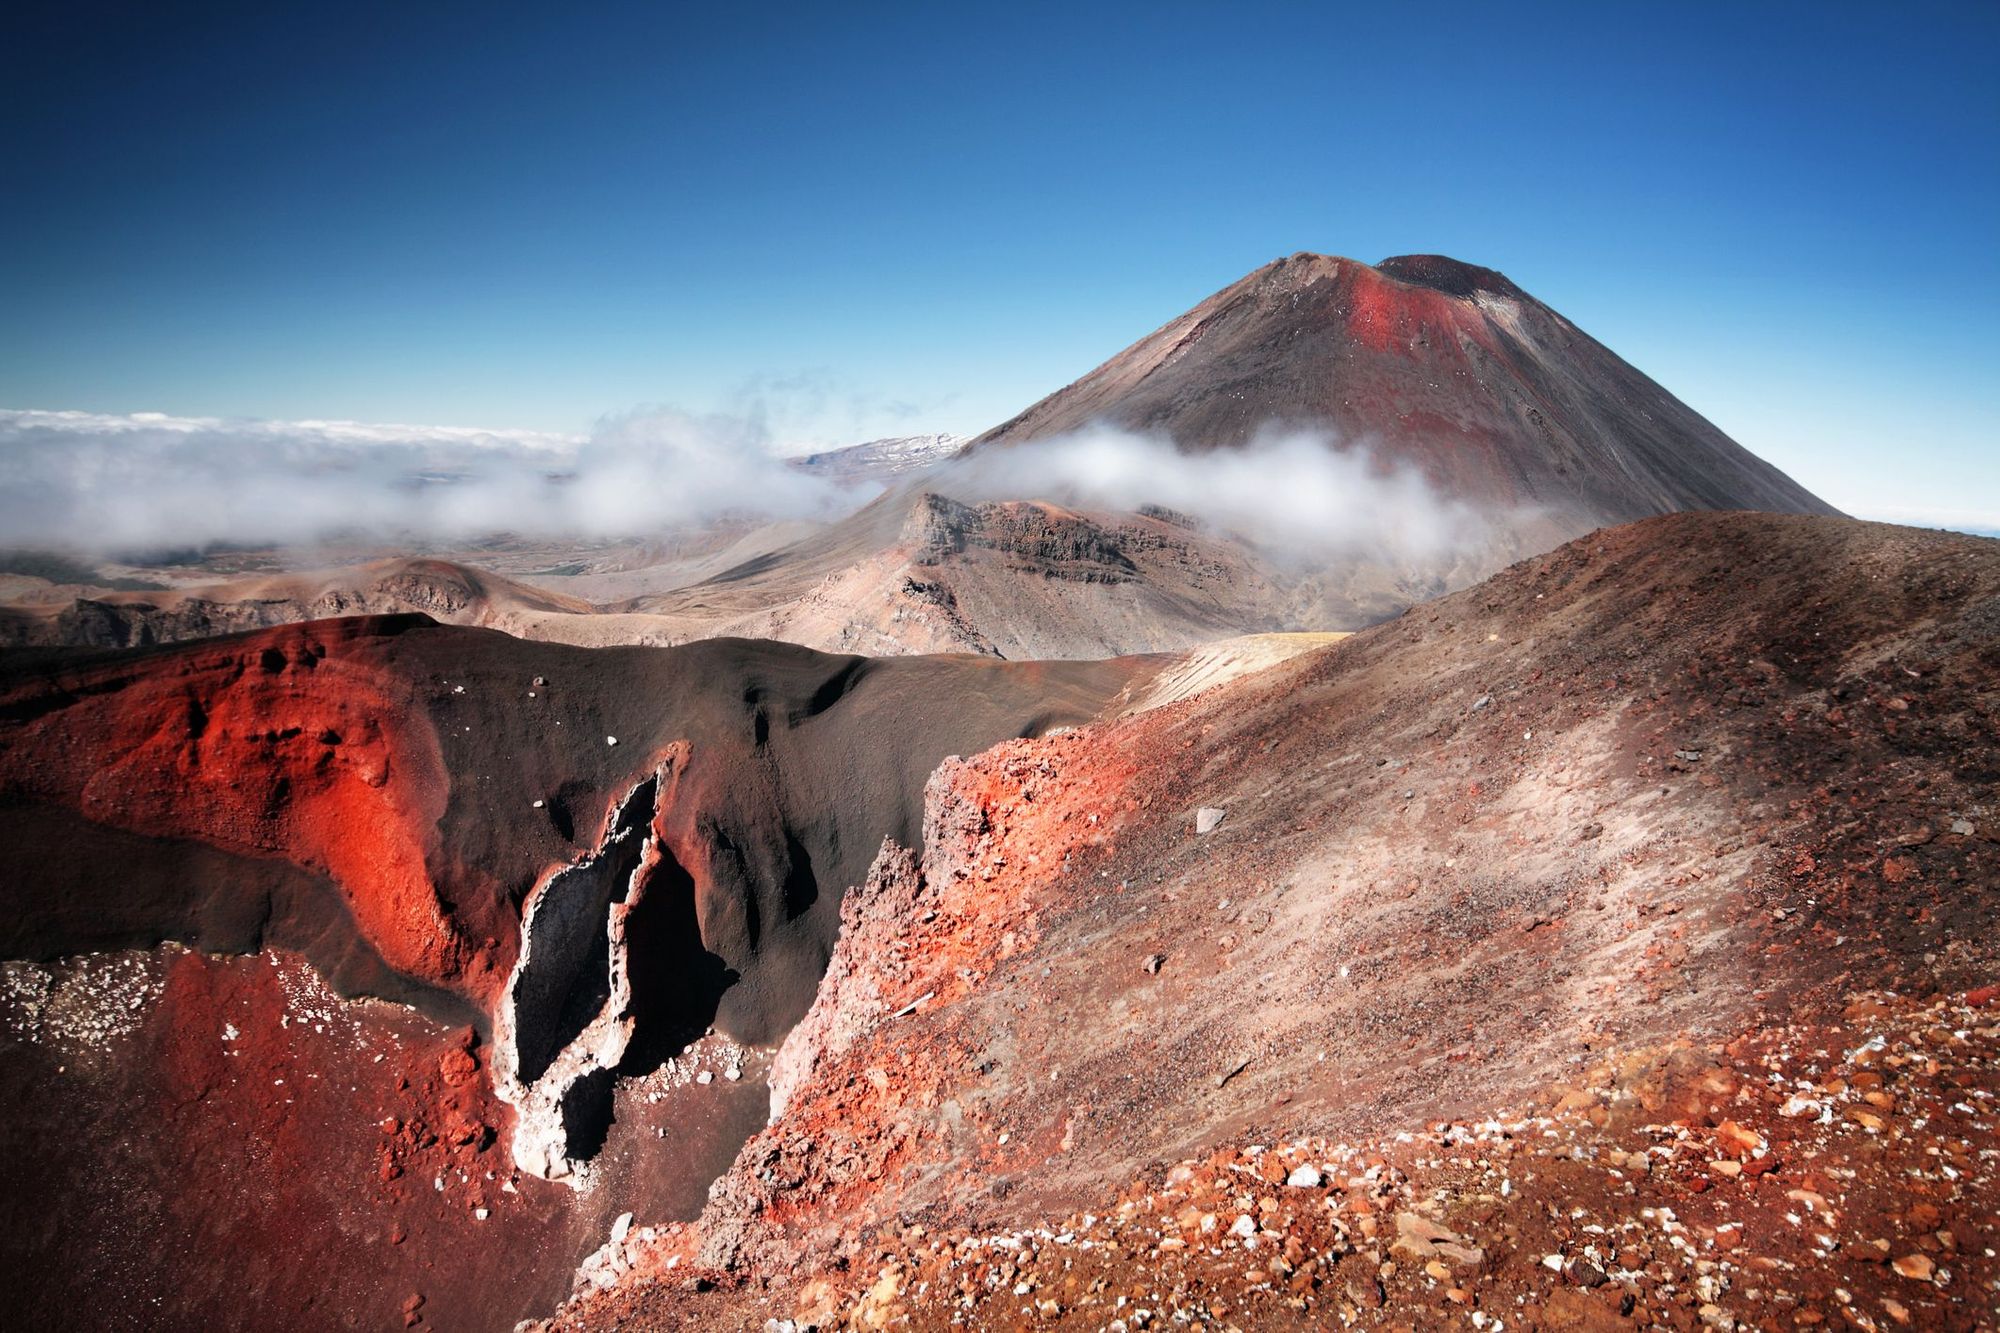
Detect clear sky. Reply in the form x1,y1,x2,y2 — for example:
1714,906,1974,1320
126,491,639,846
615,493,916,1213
2,1,1995,525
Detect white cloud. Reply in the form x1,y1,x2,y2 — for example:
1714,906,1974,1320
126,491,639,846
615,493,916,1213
0,409,1505,566
936,424,1499,563
0,406,856,553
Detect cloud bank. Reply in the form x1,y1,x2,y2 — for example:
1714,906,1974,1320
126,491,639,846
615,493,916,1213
0,408,1491,564
937,425,1495,563
0,407,855,554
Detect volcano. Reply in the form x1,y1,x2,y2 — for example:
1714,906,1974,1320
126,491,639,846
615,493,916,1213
971,252,1836,526
598,253,1837,658
4,511,1993,1329
0,256,1907,1328
0,255,1835,660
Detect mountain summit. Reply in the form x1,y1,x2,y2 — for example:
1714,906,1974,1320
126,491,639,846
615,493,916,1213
973,251,1835,524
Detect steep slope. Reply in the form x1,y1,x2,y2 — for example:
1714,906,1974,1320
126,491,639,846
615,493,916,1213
539,514,1999,1330
972,251,1836,526
0,619,1160,1327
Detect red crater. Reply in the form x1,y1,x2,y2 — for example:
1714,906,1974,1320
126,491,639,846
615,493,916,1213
0,618,504,1002
1339,254,1502,357
0,613,1155,1326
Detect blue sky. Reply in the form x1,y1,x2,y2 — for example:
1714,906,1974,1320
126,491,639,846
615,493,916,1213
2,1,1995,525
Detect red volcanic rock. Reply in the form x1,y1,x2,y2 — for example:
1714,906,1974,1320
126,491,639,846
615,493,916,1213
0,618,482,994
439,1032,481,1087
973,252,1834,525
0,613,1161,1324
0,615,1151,1023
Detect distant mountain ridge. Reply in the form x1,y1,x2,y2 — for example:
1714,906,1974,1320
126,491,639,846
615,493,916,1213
787,433,965,483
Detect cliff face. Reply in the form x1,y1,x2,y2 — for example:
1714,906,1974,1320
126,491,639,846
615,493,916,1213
973,252,1836,526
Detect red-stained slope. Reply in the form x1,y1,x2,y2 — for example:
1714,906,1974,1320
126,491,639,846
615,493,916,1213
542,513,2000,1330
0,617,498,996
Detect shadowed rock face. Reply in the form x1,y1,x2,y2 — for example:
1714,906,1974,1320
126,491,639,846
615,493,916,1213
0,615,1154,1032
0,614,1161,1326
972,252,1836,526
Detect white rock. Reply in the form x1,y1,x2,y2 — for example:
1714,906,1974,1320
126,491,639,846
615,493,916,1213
605,735,619,747
695,1070,713,1085
1229,1214,1257,1239
1286,1164,1323,1188
611,1211,633,1244
1195,807,1227,835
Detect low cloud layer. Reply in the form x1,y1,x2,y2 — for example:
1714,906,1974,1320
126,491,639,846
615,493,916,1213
937,425,1495,564
0,407,855,554
0,408,1491,564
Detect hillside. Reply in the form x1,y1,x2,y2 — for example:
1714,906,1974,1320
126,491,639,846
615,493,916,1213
537,512,1998,1330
